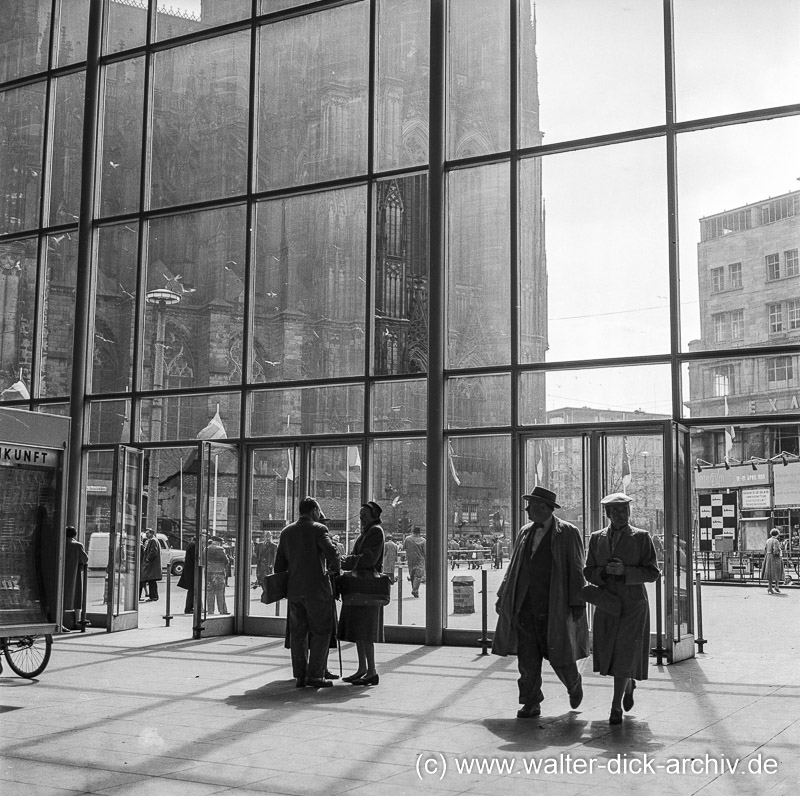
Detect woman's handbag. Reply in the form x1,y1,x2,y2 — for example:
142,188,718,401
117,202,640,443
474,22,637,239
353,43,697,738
336,570,391,607
578,584,622,617
261,571,289,604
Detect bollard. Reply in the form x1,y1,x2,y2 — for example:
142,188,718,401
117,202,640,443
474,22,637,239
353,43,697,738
695,571,707,653
397,565,403,624
164,567,173,627
452,574,475,614
652,574,666,665
477,568,490,654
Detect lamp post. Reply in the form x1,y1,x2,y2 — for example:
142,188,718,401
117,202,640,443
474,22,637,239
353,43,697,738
144,288,181,532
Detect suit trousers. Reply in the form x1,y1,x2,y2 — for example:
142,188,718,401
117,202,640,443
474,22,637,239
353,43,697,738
288,597,333,681
515,610,579,705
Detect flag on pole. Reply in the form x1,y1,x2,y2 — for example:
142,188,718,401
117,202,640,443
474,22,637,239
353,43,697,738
348,446,361,468
535,444,544,487
621,436,632,493
1,379,30,401
724,395,736,461
447,439,461,486
197,407,227,440
286,449,294,481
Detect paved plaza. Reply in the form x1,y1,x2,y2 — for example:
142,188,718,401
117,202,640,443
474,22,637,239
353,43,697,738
1,584,798,795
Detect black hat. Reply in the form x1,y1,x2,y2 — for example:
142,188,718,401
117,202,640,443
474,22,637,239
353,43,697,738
522,486,561,509
362,501,383,517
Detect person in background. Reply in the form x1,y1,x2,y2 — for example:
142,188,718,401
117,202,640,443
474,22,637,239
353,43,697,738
139,528,161,602
206,536,230,615
762,528,784,594
383,534,398,584
402,526,426,597
584,492,660,725
177,537,196,614
62,525,88,631
256,532,278,591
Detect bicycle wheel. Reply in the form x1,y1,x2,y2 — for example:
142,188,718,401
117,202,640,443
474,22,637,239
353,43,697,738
2,634,52,678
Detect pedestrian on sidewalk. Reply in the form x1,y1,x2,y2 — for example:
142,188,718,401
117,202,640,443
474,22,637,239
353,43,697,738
762,528,784,594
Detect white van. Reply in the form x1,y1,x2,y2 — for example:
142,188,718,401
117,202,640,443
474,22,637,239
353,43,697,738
87,532,185,575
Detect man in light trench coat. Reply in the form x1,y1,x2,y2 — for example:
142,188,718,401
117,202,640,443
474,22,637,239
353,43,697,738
493,486,590,718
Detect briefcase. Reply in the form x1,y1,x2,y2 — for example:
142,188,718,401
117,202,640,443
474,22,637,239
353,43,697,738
336,570,391,607
261,571,288,604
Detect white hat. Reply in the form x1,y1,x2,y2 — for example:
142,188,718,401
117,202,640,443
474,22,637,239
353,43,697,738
601,492,632,505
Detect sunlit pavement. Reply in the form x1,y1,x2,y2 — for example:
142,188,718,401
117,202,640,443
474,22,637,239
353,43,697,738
1,584,798,795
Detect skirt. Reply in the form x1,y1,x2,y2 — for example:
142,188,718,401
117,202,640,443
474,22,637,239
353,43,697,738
338,603,384,643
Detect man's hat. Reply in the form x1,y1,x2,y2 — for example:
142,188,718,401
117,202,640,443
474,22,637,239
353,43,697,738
522,486,560,509
601,492,633,505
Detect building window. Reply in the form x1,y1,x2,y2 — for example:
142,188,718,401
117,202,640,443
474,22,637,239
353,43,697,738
711,430,726,464
711,267,725,292
786,249,799,277
728,262,742,288
766,253,781,280
788,300,800,331
767,356,793,384
769,302,784,333
730,309,744,339
712,365,734,397
712,313,726,342
774,426,800,457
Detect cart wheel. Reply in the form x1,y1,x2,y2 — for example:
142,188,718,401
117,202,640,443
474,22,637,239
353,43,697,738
2,634,52,678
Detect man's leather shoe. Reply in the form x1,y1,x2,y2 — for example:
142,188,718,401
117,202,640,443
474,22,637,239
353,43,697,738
305,678,333,688
569,676,583,709
516,703,541,719
324,669,340,680
295,678,306,688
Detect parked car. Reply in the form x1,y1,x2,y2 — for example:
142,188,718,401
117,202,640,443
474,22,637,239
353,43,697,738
87,532,185,575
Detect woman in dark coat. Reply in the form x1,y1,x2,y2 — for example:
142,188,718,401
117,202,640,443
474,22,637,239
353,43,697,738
338,501,385,685
584,493,660,725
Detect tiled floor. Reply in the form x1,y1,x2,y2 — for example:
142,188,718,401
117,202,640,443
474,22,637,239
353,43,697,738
1,584,798,795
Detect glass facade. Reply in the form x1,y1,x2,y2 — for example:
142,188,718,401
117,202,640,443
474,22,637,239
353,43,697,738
0,0,798,644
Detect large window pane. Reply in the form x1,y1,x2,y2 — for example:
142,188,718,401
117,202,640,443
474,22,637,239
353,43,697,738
154,0,251,41
372,380,426,432
0,83,46,234
674,0,800,121
447,374,510,429
524,0,664,146
447,164,510,368
522,140,670,363
99,58,144,217
677,117,800,354
257,3,369,191
249,385,365,437
40,231,78,398
49,72,85,226
373,174,429,376
371,437,427,626
0,0,52,82
139,393,240,443
375,0,429,171
87,399,130,445
150,33,250,209
0,238,37,401
447,0,509,158
142,205,246,391
445,435,510,630
252,188,367,383
519,364,673,425
91,223,137,395
55,0,89,67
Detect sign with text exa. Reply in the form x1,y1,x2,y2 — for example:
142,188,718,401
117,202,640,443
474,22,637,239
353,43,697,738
698,492,737,551
0,444,59,469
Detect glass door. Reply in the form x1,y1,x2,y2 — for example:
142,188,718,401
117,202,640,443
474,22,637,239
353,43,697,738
105,445,143,632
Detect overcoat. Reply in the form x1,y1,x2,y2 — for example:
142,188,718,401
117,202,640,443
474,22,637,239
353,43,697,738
274,516,340,603
492,516,589,666
140,536,162,583
338,520,385,643
761,537,784,581
584,524,660,679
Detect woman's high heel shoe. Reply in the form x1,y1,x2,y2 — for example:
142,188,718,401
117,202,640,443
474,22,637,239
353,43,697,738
342,673,365,683
351,673,379,686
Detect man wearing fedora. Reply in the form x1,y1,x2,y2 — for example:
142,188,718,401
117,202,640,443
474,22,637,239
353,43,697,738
493,486,589,718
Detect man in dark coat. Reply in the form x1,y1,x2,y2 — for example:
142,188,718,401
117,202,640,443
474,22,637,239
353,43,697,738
493,486,589,719
139,528,162,602
177,538,196,614
274,496,340,689
63,526,88,630
585,492,660,725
